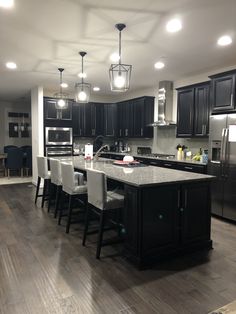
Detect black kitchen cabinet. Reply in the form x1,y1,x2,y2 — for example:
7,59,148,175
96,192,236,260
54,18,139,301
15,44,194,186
142,185,179,254
181,182,211,245
44,97,72,121
210,71,236,113
104,103,117,137
177,82,210,138
73,102,104,137
124,181,212,267
194,83,210,136
117,101,133,138
72,103,84,137
132,97,154,138
177,88,194,137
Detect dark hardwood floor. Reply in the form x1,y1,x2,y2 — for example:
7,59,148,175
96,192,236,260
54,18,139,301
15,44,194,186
0,183,236,314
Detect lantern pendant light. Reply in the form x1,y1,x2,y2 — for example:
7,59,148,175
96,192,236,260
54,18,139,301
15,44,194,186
54,68,69,109
75,51,91,103
109,23,132,92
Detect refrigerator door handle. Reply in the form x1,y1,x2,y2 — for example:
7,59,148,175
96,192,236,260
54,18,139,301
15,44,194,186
224,128,229,177
220,128,226,177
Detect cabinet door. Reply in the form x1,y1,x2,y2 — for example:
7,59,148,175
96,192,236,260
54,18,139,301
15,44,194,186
45,98,58,119
142,186,179,254
132,98,144,137
211,74,235,113
61,101,72,120
117,101,134,137
94,103,104,136
177,88,194,137
143,97,154,138
72,103,84,136
181,182,211,245
194,84,210,136
83,103,94,137
104,104,117,137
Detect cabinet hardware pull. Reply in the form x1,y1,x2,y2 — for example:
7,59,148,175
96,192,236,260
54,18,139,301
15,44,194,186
158,214,163,220
202,125,204,135
180,208,184,212
141,128,143,136
185,190,188,208
231,93,233,107
120,129,122,137
178,190,180,208
164,163,172,167
184,166,193,170
113,129,114,136
150,162,157,165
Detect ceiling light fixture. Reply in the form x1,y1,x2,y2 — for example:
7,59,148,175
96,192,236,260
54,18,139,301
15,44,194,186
93,87,100,92
75,52,91,103
109,23,132,92
0,0,14,8
166,18,182,33
6,62,17,69
78,72,87,78
54,68,69,109
60,82,68,88
217,35,232,46
110,52,120,62
154,61,165,69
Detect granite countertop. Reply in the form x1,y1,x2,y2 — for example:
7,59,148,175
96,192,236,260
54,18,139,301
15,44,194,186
101,152,208,166
57,156,214,187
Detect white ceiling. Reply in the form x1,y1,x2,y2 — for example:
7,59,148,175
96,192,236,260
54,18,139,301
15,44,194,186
0,0,236,101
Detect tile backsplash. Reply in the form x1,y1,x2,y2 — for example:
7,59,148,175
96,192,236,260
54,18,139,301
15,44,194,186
74,127,209,157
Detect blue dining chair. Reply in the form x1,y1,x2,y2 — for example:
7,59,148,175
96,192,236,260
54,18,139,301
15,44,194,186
5,147,24,178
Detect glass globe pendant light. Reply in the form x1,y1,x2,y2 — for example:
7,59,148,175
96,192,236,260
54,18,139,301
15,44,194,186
109,23,132,92
75,52,91,103
54,68,69,109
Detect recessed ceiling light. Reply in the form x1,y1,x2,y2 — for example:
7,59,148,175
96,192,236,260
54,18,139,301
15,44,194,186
110,52,120,62
6,62,17,69
60,82,68,88
166,18,182,33
93,87,100,92
0,0,14,8
217,35,232,46
78,72,87,78
154,61,165,69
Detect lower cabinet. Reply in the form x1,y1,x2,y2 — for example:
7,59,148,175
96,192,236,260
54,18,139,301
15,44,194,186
124,181,212,267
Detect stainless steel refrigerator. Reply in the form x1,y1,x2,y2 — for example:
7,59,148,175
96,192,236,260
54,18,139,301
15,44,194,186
208,114,236,221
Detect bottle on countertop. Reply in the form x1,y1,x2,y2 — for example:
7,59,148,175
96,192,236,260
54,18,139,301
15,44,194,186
177,147,183,160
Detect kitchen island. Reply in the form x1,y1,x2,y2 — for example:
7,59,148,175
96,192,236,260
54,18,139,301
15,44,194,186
60,156,214,268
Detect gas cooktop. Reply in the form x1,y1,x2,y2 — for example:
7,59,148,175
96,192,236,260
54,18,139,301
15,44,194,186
136,147,175,159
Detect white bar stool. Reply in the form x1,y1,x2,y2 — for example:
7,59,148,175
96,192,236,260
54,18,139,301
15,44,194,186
35,156,51,208
60,162,87,234
82,168,124,259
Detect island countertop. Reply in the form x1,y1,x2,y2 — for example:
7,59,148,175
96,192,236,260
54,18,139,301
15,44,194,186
57,156,214,187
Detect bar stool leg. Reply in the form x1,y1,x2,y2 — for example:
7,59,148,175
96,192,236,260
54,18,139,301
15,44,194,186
47,182,53,213
82,204,90,246
96,211,105,259
54,185,62,218
66,195,73,234
35,176,41,204
41,179,48,208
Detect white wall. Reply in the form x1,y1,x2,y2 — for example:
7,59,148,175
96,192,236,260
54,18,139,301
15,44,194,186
31,86,44,185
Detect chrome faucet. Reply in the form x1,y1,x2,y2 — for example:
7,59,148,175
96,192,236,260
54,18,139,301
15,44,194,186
94,144,109,161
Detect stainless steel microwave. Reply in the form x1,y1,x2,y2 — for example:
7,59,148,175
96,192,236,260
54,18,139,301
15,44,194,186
45,127,72,145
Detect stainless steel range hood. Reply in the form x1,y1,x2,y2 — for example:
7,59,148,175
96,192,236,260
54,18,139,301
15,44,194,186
152,81,176,127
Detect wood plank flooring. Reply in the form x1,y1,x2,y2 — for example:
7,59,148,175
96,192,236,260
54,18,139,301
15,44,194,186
0,183,236,314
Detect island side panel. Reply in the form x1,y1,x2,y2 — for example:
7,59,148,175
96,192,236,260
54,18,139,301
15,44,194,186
124,181,212,268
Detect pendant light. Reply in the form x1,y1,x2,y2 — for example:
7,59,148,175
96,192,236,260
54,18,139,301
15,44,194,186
75,52,91,103
109,23,132,92
54,68,69,109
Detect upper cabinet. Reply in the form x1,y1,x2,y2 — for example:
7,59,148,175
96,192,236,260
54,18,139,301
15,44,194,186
104,103,117,137
177,87,195,137
117,96,154,138
210,71,236,113
44,97,73,127
177,82,210,138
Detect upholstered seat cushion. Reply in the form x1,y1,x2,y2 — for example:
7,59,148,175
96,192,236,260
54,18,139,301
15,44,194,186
105,190,124,210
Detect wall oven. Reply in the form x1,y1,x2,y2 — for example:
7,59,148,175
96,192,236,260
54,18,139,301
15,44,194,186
45,127,72,146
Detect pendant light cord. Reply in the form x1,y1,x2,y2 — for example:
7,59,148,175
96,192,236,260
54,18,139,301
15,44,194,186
81,56,84,84
119,30,122,65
